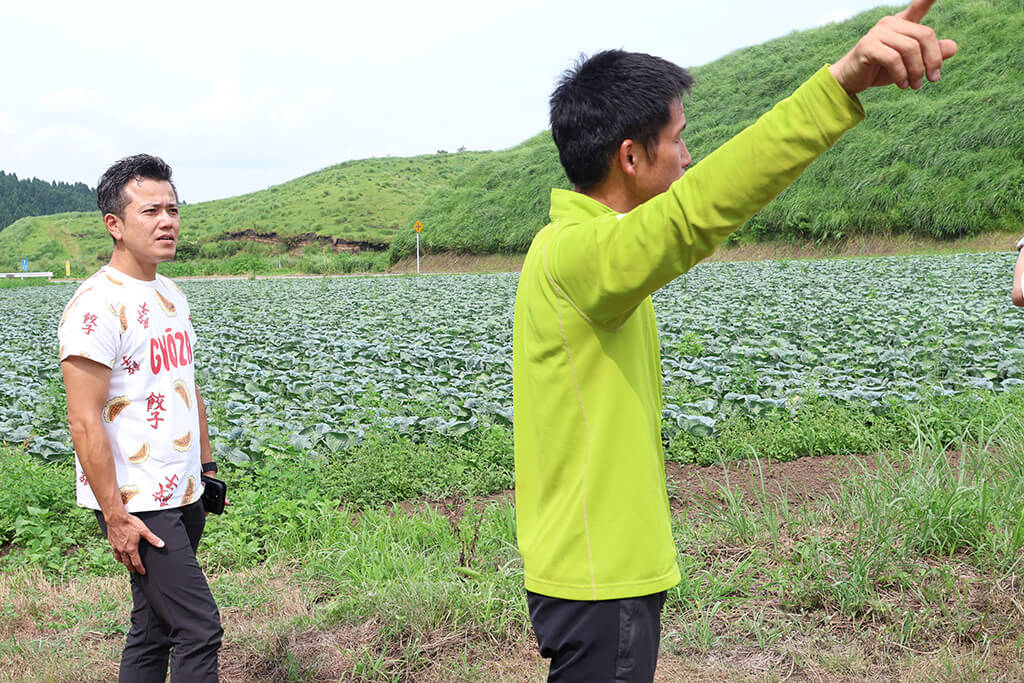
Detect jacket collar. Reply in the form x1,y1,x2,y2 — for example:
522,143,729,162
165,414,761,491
549,189,616,223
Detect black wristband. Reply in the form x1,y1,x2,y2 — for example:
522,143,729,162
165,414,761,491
202,461,218,473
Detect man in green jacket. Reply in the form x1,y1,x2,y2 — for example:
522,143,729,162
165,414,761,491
512,1,957,679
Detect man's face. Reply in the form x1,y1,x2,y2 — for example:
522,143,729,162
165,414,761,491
110,178,180,266
633,99,691,204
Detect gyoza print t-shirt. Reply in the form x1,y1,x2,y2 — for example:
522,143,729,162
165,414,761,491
58,266,204,512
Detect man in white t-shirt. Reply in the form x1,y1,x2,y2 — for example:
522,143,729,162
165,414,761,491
58,154,222,682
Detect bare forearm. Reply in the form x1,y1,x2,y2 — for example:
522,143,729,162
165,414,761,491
68,417,127,522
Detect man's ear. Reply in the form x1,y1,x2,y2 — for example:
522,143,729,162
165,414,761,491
103,213,123,242
617,139,640,178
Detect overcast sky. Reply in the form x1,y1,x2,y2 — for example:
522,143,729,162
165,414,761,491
1,0,896,203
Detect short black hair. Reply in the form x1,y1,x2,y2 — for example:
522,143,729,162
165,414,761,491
550,50,694,189
97,154,177,219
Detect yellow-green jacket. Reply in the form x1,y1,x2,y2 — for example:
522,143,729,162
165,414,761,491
512,66,864,601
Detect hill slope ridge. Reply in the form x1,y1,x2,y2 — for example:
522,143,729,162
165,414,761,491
390,0,1024,261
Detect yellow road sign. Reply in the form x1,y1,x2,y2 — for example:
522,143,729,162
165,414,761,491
413,220,424,233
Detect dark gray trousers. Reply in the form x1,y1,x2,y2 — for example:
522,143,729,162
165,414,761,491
527,590,667,682
97,501,222,683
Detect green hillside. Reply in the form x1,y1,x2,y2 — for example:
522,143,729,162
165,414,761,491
6,0,1021,276
389,132,570,262
0,152,483,276
390,0,1024,262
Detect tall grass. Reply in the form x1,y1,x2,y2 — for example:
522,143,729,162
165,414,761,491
659,404,1024,662
838,405,1024,573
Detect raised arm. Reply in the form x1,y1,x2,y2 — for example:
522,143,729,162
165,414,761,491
546,67,864,325
62,356,164,572
546,0,957,325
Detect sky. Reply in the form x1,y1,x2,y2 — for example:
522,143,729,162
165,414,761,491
0,0,896,204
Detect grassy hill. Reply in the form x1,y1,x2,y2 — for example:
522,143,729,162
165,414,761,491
388,132,569,262
390,0,1024,262
0,152,483,276
6,0,1022,276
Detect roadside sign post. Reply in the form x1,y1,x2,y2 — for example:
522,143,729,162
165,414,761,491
20,259,28,272
413,220,424,274
65,260,71,277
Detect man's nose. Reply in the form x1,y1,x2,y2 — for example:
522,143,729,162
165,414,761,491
680,141,692,170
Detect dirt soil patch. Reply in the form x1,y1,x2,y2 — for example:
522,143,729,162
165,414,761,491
223,228,387,254
664,452,878,513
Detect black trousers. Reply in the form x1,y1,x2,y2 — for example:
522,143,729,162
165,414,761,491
96,502,222,683
527,590,667,682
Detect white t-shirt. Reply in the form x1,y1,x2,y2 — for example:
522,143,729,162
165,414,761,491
57,265,204,512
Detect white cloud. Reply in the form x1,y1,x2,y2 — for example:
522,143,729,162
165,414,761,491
813,8,856,26
0,112,17,137
6,124,116,185
35,88,105,115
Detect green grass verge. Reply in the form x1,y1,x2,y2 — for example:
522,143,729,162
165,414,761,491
0,278,58,289
5,390,1024,576
665,388,1024,466
158,246,389,277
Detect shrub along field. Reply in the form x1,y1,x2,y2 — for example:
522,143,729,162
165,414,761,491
3,252,1024,679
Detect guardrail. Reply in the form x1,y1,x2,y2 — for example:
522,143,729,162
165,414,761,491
1,272,53,279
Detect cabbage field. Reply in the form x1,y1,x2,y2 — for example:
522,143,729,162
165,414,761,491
3,251,1023,464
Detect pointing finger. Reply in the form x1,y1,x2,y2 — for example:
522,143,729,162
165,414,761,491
898,0,937,23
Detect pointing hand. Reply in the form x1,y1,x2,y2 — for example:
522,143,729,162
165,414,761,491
829,0,958,95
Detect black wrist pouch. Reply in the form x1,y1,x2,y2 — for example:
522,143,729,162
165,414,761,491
201,475,227,514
